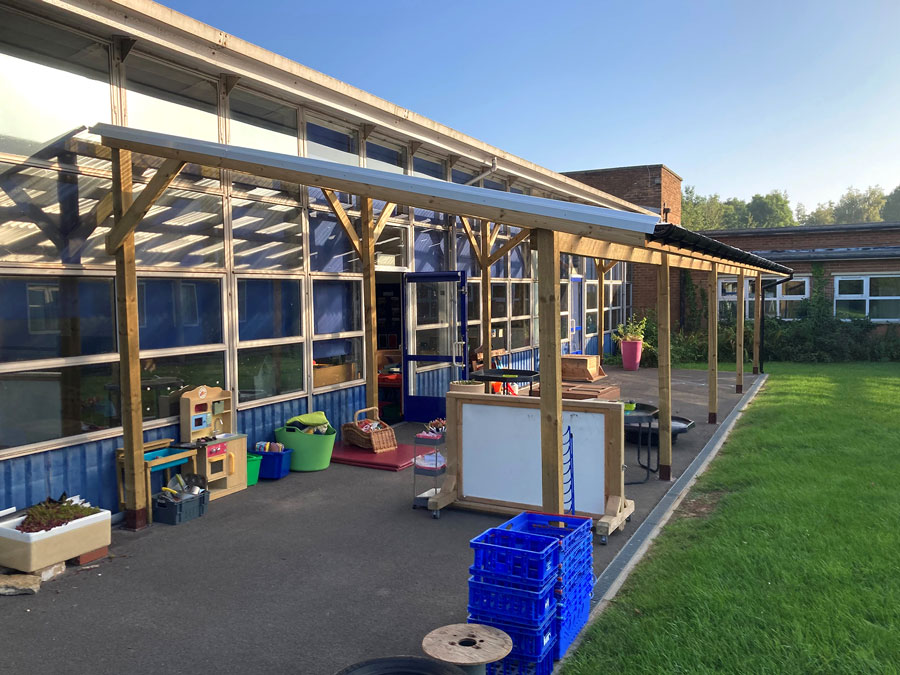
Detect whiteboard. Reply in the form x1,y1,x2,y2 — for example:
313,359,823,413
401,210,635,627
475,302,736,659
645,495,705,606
461,402,606,514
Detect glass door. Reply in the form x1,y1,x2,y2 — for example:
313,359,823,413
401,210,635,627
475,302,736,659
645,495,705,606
402,272,468,422
570,275,584,354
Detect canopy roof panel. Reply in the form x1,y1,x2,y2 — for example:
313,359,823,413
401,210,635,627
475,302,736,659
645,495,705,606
90,124,658,247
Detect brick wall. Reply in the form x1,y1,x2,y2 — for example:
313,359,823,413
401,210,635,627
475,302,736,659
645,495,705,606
563,164,683,224
708,224,900,251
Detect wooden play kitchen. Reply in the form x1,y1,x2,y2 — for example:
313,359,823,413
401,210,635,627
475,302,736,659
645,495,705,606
176,386,248,501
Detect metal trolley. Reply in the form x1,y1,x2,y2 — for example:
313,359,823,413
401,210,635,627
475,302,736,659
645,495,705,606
412,432,446,519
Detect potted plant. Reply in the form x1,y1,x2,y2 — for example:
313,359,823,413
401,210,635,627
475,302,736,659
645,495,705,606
612,315,651,371
0,494,111,573
448,379,485,394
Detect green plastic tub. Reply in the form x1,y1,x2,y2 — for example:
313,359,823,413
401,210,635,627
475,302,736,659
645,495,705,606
276,425,336,472
246,452,262,486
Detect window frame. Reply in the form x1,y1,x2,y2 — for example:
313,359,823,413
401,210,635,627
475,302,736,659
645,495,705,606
834,274,900,323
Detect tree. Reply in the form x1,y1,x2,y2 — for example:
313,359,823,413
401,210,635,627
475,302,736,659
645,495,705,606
747,191,795,228
681,186,725,231
798,201,835,226
721,198,751,229
882,184,900,222
833,186,885,224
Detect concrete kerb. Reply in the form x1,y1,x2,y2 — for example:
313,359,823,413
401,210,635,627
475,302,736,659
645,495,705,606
552,373,769,671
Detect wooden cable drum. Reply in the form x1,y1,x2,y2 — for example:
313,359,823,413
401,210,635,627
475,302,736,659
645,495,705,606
341,407,398,453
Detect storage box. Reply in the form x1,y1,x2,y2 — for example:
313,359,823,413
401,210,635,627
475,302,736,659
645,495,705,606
251,447,293,480
152,492,209,525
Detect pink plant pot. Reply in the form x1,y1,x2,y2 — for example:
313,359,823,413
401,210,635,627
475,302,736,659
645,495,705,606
621,340,643,371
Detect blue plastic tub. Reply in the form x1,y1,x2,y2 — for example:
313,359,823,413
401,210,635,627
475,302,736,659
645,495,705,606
144,448,192,473
470,528,559,588
486,640,555,675
468,610,556,659
468,576,556,627
498,512,592,554
251,447,293,480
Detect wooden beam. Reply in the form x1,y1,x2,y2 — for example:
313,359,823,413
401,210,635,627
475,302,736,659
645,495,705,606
647,241,783,277
322,188,361,257
480,220,492,390
753,273,762,374
487,227,530,265
708,265,719,424
736,270,745,394
534,228,564,514
459,216,481,263
111,148,146,530
373,202,397,240
361,198,378,411
657,253,673,481
488,222,502,248
105,157,185,253
601,260,618,274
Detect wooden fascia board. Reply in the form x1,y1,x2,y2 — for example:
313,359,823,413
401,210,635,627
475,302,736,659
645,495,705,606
105,158,184,253
95,134,650,248
488,227,531,265
322,188,362,256
646,241,784,277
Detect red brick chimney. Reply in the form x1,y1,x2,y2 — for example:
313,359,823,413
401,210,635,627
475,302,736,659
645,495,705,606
563,164,683,225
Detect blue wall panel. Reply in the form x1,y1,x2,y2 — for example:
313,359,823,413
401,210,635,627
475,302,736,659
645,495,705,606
237,397,308,450
534,347,540,371
0,422,179,514
509,350,533,370
312,384,366,441
415,366,452,397
586,335,598,355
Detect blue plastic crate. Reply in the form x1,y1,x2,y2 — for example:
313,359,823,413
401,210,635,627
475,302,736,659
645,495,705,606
486,641,555,675
468,611,556,659
559,538,593,576
499,512,592,553
468,576,557,627
554,575,593,660
251,447,293,480
471,528,560,587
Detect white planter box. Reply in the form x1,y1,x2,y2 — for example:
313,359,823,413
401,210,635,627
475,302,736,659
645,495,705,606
0,504,111,573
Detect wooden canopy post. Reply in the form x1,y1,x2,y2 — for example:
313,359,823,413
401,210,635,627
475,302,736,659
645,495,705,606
708,264,719,424
111,149,145,530
533,228,564,514
361,197,379,411
657,253,673,481
736,270,745,393
104,152,185,530
480,221,492,391
753,272,762,374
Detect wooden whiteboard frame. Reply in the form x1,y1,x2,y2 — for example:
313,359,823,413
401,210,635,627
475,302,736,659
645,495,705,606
430,392,634,535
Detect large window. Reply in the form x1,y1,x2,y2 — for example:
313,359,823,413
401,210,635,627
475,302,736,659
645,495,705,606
126,54,219,143
312,279,363,388
720,277,808,320
306,119,358,165
308,210,361,273
835,275,900,321
0,8,111,166
229,87,298,155
231,199,303,271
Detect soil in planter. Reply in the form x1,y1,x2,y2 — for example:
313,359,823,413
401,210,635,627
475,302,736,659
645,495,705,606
16,494,100,533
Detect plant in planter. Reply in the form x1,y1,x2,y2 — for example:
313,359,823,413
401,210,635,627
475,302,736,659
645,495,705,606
612,315,654,371
0,494,111,573
448,379,485,394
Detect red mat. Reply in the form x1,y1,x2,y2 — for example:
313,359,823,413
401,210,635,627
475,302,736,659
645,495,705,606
330,442,418,471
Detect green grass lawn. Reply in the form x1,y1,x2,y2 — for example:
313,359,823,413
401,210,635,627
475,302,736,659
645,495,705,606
564,362,900,674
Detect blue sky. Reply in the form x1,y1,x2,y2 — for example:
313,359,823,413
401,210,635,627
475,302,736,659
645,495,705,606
167,0,899,211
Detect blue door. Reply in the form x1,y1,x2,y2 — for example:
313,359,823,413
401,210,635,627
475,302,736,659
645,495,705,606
402,272,468,423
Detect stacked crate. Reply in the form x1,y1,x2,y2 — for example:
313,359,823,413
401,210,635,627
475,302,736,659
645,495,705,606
468,513,593,674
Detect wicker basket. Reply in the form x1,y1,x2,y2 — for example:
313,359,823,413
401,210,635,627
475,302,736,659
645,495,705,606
341,407,397,453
